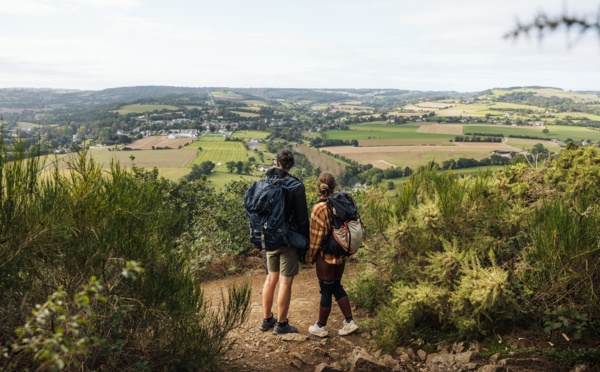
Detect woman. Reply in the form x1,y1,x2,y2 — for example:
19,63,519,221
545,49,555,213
305,171,359,337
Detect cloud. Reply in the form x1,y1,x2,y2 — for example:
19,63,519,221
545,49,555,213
0,0,60,15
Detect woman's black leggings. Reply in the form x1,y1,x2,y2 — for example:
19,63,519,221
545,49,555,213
315,253,348,307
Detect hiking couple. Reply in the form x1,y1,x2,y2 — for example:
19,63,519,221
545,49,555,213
259,149,359,338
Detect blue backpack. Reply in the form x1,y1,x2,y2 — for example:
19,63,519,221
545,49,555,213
244,175,308,251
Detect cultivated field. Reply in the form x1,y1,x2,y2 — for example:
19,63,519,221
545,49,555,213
463,124,600,142
232,130,270,140
242,100,269,106
17,122,48,129
206,171,259,189
294,144,346,179
186,137,249,171
231,111,260,117
127,136,195,149
417,123,463,135
404,102,455,111
322,142,522,169
325,124,455,141
504,138,562,152
114,104,180,115
85,148,197,169
331,102,373,113
211,91,244,100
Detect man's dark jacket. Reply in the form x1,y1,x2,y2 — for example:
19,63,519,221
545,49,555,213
265,168,309,242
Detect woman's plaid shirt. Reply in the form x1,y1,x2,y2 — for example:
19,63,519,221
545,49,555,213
305,200,346,265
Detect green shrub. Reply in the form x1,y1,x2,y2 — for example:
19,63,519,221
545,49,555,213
0,144,251,370
348,270,389,314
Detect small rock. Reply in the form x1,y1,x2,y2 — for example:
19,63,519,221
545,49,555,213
312,346,329,357
338,337,354,348
488,353,501,363
499,357,544,367
437,340,451,352
469,341,481,352
417,349,427,362
400,354,411,362
373,349,382,358
331,362,344,371
315,363,343,372
290,360,303,369
405,364,417,372
570,364,590,372
291,352,305,365
351,348,390,372
455,351,480,364
320,338,329,346
281,333,309,342
477,365,502,372
426,352,439,364
453,341,467,353
381,354,399,369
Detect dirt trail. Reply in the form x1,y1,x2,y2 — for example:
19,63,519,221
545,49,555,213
202,261,371,371
202,261,579,372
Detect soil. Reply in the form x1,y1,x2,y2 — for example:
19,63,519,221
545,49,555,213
202,260,598,372
202,260,373,371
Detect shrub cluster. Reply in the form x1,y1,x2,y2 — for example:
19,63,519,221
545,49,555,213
353,147,600,350
0,142,250,370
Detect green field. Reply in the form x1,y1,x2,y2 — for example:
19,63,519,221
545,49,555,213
436,102,545,117
231,111,260,117
211,91,243,100
186,137,249,171
464,124,600,142
86,148,196,169
206,171,259,189
115,104,180,115
553,112,600,121
231,130,270,140
17,122,45,129
242,100,269,107
41,149,195,181
325,124,454,141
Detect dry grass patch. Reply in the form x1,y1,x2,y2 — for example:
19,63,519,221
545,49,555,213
323,142,522,169
417,123,463,135
415,102,456,109
359,138,452,146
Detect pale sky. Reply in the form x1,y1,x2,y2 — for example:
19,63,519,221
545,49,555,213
1,0,599,92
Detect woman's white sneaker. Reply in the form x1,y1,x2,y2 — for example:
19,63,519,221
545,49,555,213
308,322,329,338
338,320,358,336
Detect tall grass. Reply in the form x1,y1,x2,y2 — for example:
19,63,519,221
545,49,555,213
0,142,251,370
524,193,600,314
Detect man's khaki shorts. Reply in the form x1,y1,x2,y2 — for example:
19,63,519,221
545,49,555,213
266,246,299,277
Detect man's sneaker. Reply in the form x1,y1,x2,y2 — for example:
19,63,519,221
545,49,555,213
338,320,358,336
259,316,277,331
308,322,329,338
272,320,298,335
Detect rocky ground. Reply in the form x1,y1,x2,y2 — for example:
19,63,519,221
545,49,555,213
202,261,597,372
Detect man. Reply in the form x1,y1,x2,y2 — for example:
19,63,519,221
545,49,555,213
260,149,309,334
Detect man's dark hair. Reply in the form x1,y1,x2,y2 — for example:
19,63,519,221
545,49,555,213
276,149,295,171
